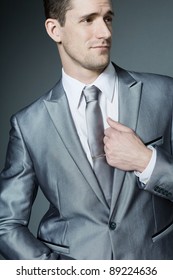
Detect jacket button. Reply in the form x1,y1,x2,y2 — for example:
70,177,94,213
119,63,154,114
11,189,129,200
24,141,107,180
109,221,116,230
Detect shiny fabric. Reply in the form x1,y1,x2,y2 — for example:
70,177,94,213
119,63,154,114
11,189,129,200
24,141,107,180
83,85,113,205
0,64,173,259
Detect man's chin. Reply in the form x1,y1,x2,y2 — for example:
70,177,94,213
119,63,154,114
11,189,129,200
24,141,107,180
82,56,110,72
92,59,110,71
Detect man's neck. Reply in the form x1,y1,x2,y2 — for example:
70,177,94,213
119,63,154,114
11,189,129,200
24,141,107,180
62,65,108,84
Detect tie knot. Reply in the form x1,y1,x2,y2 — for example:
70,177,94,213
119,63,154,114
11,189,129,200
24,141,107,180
83,85,100,103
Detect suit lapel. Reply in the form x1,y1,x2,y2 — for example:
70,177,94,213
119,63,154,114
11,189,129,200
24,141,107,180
110,65,142,214
44,81,108,208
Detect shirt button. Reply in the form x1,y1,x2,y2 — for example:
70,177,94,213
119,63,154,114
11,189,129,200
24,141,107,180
109,221,116,230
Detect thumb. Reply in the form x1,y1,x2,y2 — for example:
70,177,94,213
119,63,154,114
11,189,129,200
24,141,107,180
107,117,132,133
107,117,118,129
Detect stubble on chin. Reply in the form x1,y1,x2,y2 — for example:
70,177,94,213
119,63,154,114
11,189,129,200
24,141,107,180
83,54,110,72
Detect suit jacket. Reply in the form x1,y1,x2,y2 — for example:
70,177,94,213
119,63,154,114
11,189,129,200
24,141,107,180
1,64,173,260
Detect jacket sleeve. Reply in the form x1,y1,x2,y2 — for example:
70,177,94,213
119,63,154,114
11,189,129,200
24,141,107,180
143,147,173,202
0,116,58,259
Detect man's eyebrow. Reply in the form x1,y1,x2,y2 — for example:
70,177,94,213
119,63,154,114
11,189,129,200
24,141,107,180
79,10,114,20
106,10,115,16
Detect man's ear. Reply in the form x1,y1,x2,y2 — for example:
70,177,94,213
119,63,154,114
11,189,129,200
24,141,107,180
45,18,62,43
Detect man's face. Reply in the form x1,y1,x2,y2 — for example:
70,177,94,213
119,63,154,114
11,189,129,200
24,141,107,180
58,0,113,76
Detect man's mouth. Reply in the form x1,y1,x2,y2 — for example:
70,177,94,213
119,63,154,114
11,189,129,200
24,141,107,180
92,45,110,49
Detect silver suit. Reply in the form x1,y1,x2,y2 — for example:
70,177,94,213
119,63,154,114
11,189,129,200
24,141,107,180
0,64,173,259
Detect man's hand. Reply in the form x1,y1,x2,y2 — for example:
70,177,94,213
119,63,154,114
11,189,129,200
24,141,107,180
104,118,152,172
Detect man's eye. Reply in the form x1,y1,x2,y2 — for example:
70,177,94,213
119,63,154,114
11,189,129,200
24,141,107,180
80,17,93,24
84,17,92,23
105,17,113,23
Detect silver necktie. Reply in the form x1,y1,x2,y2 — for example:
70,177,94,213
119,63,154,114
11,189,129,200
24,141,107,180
83,85,113,205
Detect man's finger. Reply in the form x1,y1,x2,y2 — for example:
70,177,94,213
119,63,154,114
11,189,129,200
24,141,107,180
107,117,133,133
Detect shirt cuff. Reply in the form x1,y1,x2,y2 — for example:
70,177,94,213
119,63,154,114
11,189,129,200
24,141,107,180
134,146,156,184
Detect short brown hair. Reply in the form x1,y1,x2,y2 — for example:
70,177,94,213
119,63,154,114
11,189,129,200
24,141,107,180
43,0,73,26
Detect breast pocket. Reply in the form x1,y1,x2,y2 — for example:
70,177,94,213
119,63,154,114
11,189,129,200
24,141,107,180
145,136,163,147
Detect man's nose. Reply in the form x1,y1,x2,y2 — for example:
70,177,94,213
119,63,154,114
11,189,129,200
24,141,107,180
95,20,112,39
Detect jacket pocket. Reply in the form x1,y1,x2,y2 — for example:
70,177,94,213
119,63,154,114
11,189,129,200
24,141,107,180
43,240,70,254
152,222,173,243
145,136,163,147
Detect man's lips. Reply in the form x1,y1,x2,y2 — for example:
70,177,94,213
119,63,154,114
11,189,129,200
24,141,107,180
91,45,110,49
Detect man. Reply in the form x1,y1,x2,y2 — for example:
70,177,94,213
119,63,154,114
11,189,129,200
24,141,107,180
0,0,173,260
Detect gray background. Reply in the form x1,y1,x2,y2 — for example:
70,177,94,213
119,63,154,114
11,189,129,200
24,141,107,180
0,0,173,259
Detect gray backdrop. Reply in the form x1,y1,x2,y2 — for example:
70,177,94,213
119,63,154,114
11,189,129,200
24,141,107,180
1,0,173,259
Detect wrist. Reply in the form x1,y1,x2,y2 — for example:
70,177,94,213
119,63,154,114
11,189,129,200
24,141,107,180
135,147,153,173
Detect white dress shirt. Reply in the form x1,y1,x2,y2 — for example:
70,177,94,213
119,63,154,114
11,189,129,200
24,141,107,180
62,62,156,184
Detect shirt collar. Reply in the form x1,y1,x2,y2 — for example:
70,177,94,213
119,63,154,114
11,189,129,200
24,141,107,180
62,69,85,109
90,62,116,103
62,62,116,108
